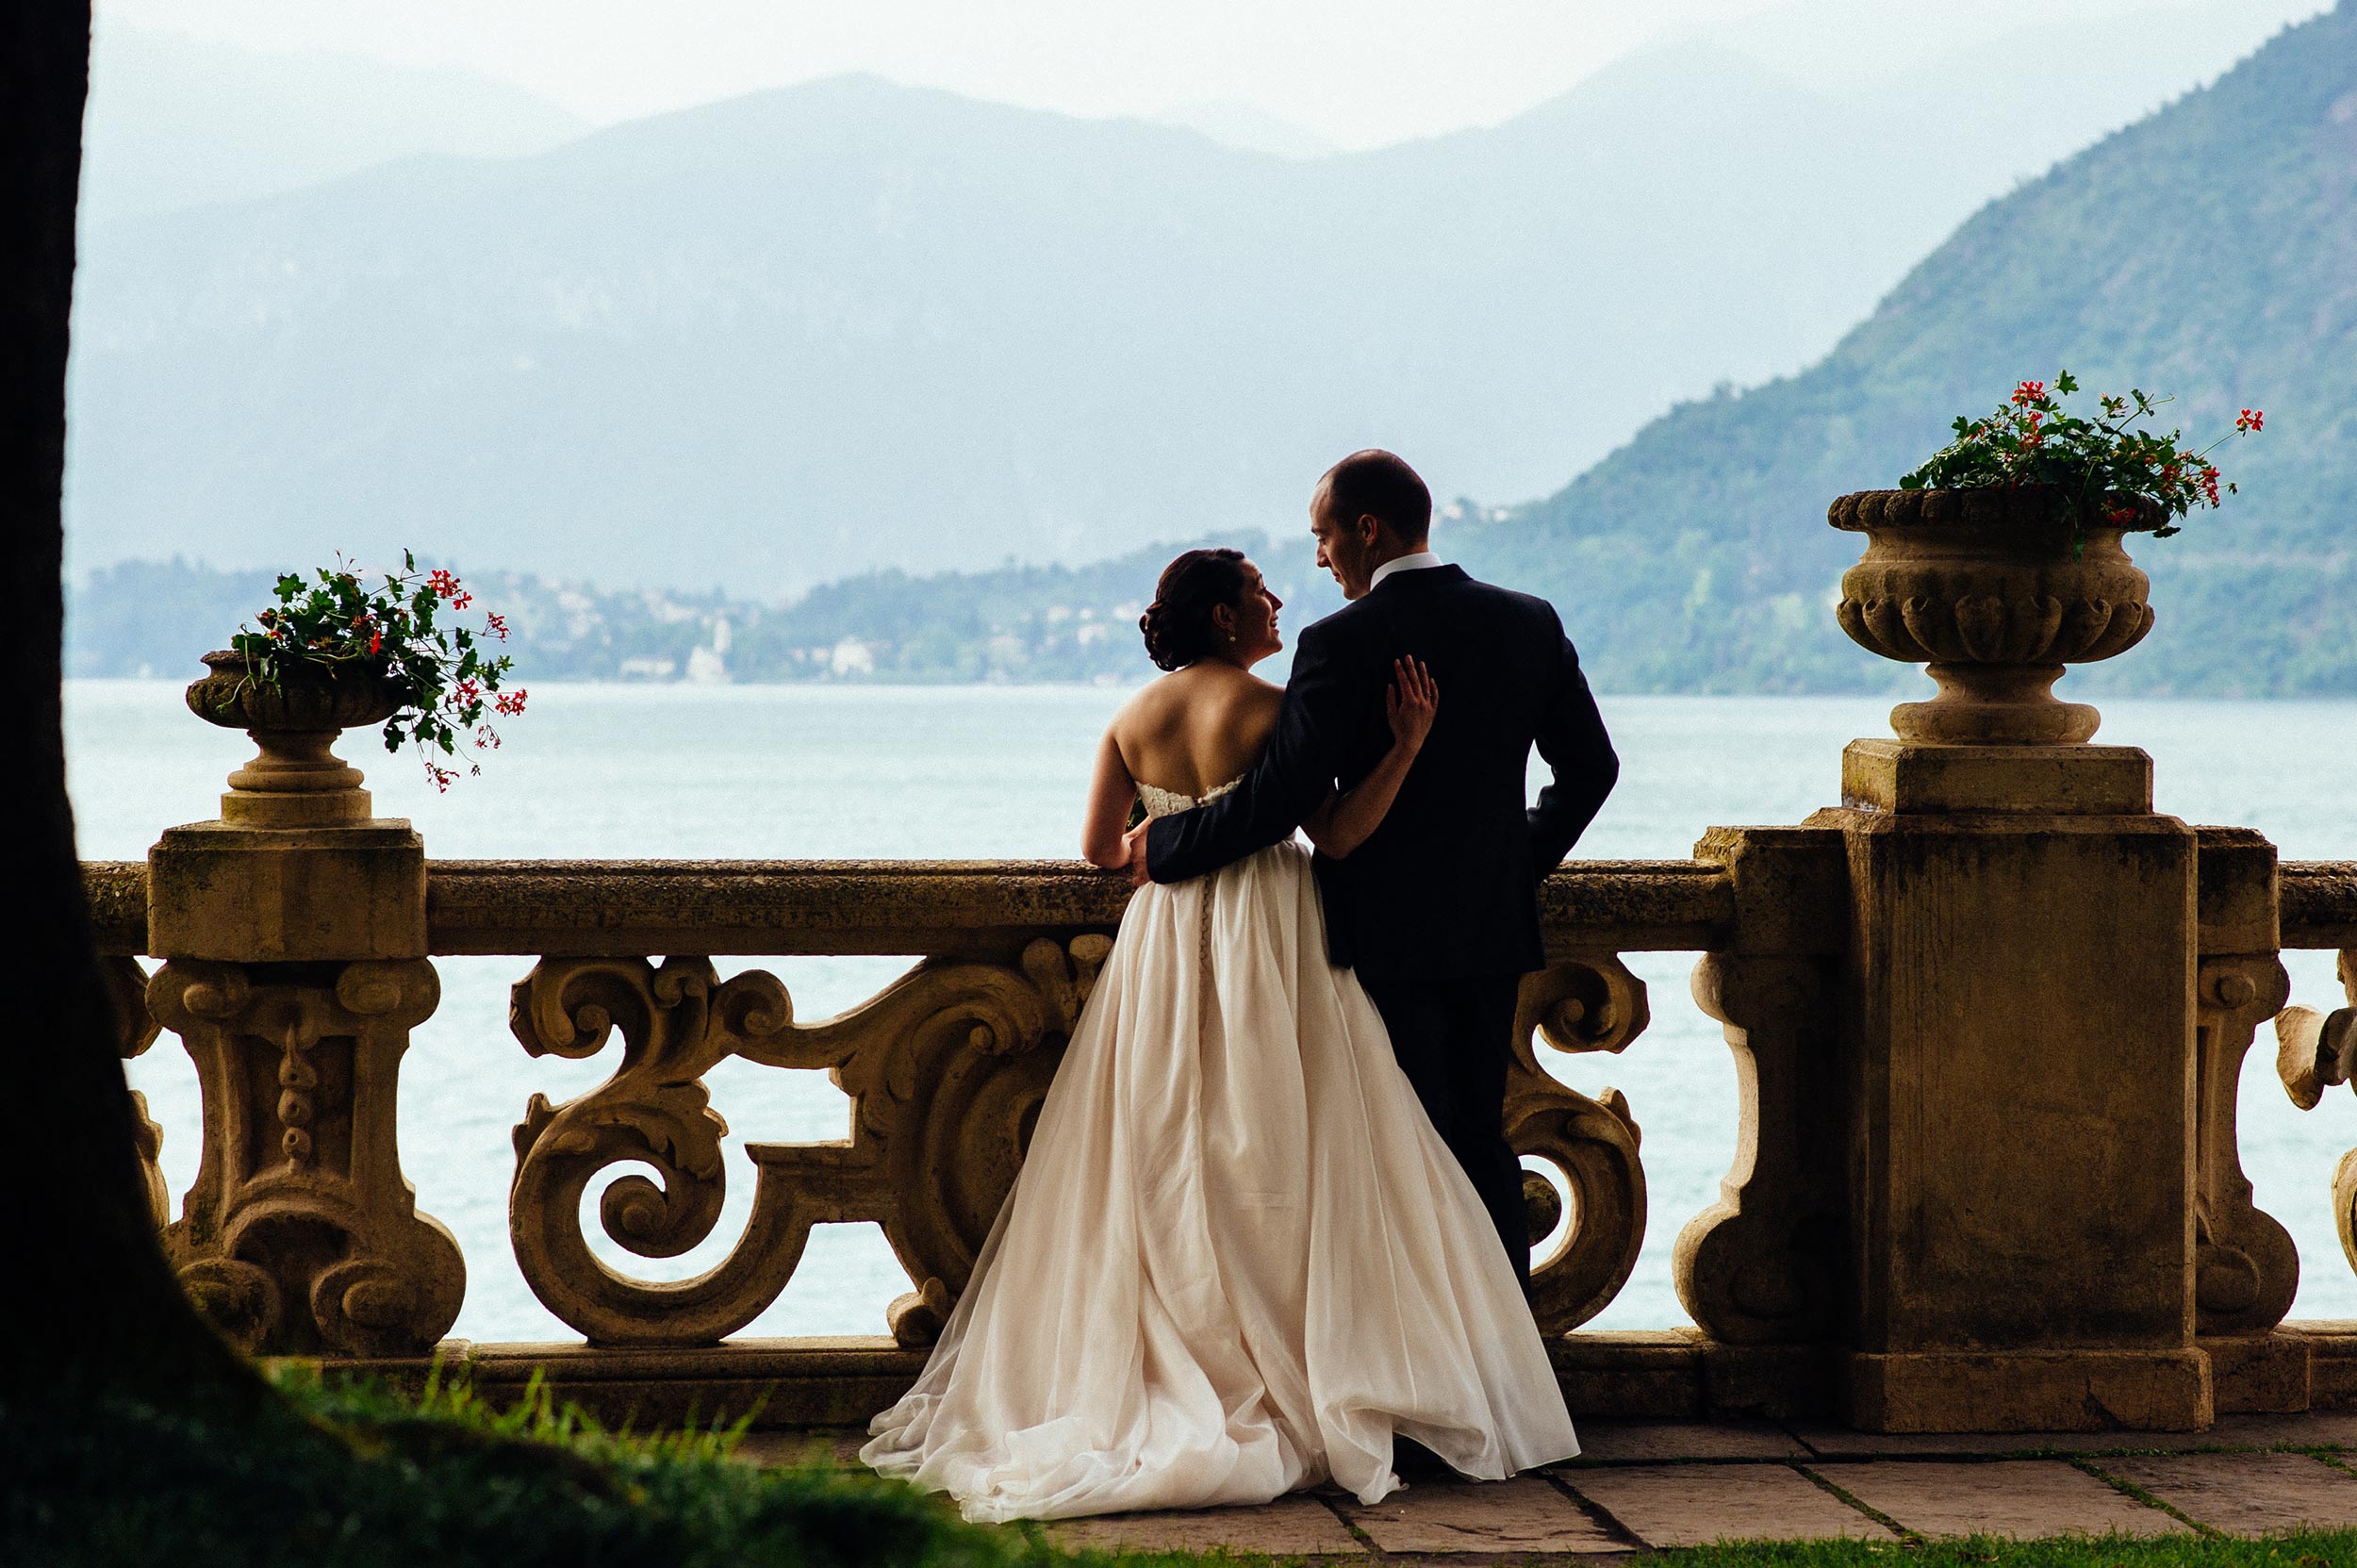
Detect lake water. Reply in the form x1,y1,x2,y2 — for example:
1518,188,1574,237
68,680,2357,1343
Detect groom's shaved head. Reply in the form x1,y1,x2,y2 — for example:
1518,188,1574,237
1319,450,1432,544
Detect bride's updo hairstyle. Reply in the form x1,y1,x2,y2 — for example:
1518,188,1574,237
1140,547,1250,671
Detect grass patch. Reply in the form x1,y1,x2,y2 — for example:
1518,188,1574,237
1,1362,1063,1568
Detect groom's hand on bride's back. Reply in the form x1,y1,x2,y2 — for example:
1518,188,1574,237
1122,820,1153,887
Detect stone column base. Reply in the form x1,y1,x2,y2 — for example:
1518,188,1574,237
2202,1331,2313,1414
1841,1348,2214,1432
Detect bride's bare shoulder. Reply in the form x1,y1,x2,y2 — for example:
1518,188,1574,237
1107,669,1192,748
1111,663,1276,738
1211,668,1281,718
1113,668,1186,718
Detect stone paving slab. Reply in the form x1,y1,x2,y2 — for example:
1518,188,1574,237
1831,1459,2189,1540
1564,1420,1810,1464
2211,1411,2357,1450
1052,1495,1369,1556
745,1418,2357,1554
1560,1462,1893,1548
1336,1477,1624,1555
2099,1451,2357,1537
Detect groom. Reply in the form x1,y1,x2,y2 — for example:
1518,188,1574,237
1129,449,1619,1290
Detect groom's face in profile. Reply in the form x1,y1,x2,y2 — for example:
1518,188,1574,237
1310,479,1385,601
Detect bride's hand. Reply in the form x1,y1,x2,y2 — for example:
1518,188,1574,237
1386,656,1438,752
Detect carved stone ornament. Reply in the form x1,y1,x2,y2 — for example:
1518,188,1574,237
508,936,1110,1347
1509,952,1650,1334
1673,952,1843,1344
1831,488,2159,745
147,956,463,1355
106,955,170,1227
2193,954,2298,1332
2277,949,2357,1111
2275,950,2357,1279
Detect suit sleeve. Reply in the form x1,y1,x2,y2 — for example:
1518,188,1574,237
1527,610,1619,880
1146,621,1352,883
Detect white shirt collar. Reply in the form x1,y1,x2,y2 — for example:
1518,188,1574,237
1370,550,1444,589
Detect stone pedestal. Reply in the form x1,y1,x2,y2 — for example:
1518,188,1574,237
1815,740,2207,1430
149,821,424,962
143,714,460,1357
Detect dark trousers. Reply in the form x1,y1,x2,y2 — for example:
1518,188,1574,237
1358,970,1528,1294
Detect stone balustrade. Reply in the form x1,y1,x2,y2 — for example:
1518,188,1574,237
80,840,2357,1430
85,857,1698,1346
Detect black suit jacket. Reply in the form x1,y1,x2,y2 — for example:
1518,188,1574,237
1146,564,1618,979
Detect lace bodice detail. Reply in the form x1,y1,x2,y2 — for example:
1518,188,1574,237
1136,775,1243,819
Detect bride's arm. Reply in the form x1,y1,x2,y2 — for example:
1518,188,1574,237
1080,728,1141,868
1302,658,1437,860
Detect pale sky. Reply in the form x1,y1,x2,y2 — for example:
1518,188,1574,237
95,0,2338,151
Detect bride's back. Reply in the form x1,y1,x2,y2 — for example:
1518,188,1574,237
1113,663,1283,799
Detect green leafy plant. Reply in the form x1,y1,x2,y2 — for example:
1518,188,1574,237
1899,371,2265,539
12,1362,1072,1568
230,553,526,791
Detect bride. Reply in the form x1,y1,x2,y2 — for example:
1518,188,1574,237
862,547,1577,1521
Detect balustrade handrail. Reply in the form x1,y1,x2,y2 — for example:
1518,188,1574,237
2284,860,2357,949
80,855,1745,957
79,855,2357,955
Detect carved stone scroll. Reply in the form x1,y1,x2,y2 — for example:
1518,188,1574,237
509,936,1101,1346
2194,954,2297,1332
148,957,462,1355
106,955,170,1227
2276,950,2357,1279
1673,952,1843,1344
2277,949,2357,1110
1510,952,1649,1334
1677,825,1848,1345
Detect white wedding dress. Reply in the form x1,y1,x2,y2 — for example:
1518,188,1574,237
862,780,1578,1522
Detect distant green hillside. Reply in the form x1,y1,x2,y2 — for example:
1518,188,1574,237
68,536,1346,686
1470,0,2357,698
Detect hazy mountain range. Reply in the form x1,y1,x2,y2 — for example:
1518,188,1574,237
76,28,586,224
1465,0,2357,697
65,9,2314,596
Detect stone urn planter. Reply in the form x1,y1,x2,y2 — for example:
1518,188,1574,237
186,650,407,827
1831,487,2161,745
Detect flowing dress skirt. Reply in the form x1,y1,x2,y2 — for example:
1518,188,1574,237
863,837,1577,1521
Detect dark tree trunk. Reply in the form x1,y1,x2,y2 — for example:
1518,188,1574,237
0,0,259,1409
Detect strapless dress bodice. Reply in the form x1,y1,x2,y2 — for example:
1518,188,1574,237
1136,775,1243,818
